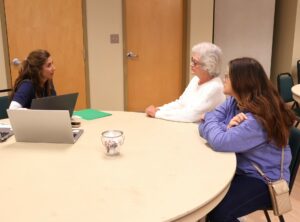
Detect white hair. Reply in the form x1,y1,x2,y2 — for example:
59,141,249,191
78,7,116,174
191,42,222,77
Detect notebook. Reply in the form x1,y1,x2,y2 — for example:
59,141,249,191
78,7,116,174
30,93,78,116
0,124,14,142
73,109,112,120
7,109,83,144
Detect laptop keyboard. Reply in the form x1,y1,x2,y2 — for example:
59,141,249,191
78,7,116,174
0,132,9,138
72,129,81,139
0,131,13,142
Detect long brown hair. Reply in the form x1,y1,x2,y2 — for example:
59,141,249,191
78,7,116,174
229,57,295,147
11,49,54,98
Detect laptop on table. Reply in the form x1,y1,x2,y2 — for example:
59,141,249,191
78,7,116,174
7,109,83,144
30,93,78,116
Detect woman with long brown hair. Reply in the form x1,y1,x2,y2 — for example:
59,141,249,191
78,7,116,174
199,57,295,221
9,49,56,109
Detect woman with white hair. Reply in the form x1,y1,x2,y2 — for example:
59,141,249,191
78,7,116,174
145,42,225,122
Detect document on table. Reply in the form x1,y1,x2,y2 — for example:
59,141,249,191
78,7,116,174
73,109,112,120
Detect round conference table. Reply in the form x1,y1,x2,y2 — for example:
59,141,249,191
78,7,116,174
291,84,300,103
0,111,236,222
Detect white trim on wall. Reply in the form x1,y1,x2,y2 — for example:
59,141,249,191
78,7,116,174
0,11,8,90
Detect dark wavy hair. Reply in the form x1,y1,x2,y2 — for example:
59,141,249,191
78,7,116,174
229,57,295,147
11,49,54,98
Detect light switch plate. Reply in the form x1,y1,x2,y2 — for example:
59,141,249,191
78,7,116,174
110,34,119,44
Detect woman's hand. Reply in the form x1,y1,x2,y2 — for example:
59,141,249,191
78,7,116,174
227,112,247,129
145,105,158,117
199,113,206,121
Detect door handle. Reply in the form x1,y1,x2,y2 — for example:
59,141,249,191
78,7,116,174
12,58,22,66
126,51,138,59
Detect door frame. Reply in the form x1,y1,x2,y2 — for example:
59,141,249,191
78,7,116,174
122,0,190,111
0,0,12,89
81,0,91,108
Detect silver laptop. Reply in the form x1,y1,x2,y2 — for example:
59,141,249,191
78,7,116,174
7,109,83,144
30,93,78,116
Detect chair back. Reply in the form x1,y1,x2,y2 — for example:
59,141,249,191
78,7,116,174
288,127,300,192
0,96,10,119
0,88,12,119
277,73,295,103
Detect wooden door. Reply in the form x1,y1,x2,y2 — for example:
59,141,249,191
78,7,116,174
3,0,87,109
124,0,185,111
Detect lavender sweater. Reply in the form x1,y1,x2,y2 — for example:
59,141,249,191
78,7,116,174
199,97,291,183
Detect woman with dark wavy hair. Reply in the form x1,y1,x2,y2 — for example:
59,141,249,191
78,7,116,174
199,57,295,221
9,49,56,109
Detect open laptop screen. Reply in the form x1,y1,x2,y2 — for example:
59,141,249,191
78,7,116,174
7,109,83,144
30,93,78,116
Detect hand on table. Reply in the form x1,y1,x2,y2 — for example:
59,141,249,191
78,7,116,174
199,113,206,121
145,105,158,118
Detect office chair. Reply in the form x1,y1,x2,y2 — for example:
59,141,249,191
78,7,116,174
277,73,300,127
263,127,300,222
297,60,300,84
0,88,12,119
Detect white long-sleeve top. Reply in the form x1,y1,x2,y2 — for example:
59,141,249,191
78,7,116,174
155,76,226,122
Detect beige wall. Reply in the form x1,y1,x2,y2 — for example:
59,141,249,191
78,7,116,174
189,0,213,47
214,0,275,78
188,0,214,79
86,0,124,110
292,0,300,81
271,0,298,83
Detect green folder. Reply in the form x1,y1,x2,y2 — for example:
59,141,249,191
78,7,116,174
73,109,112,120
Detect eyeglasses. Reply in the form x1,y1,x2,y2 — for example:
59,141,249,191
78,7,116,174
190,57,202,67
